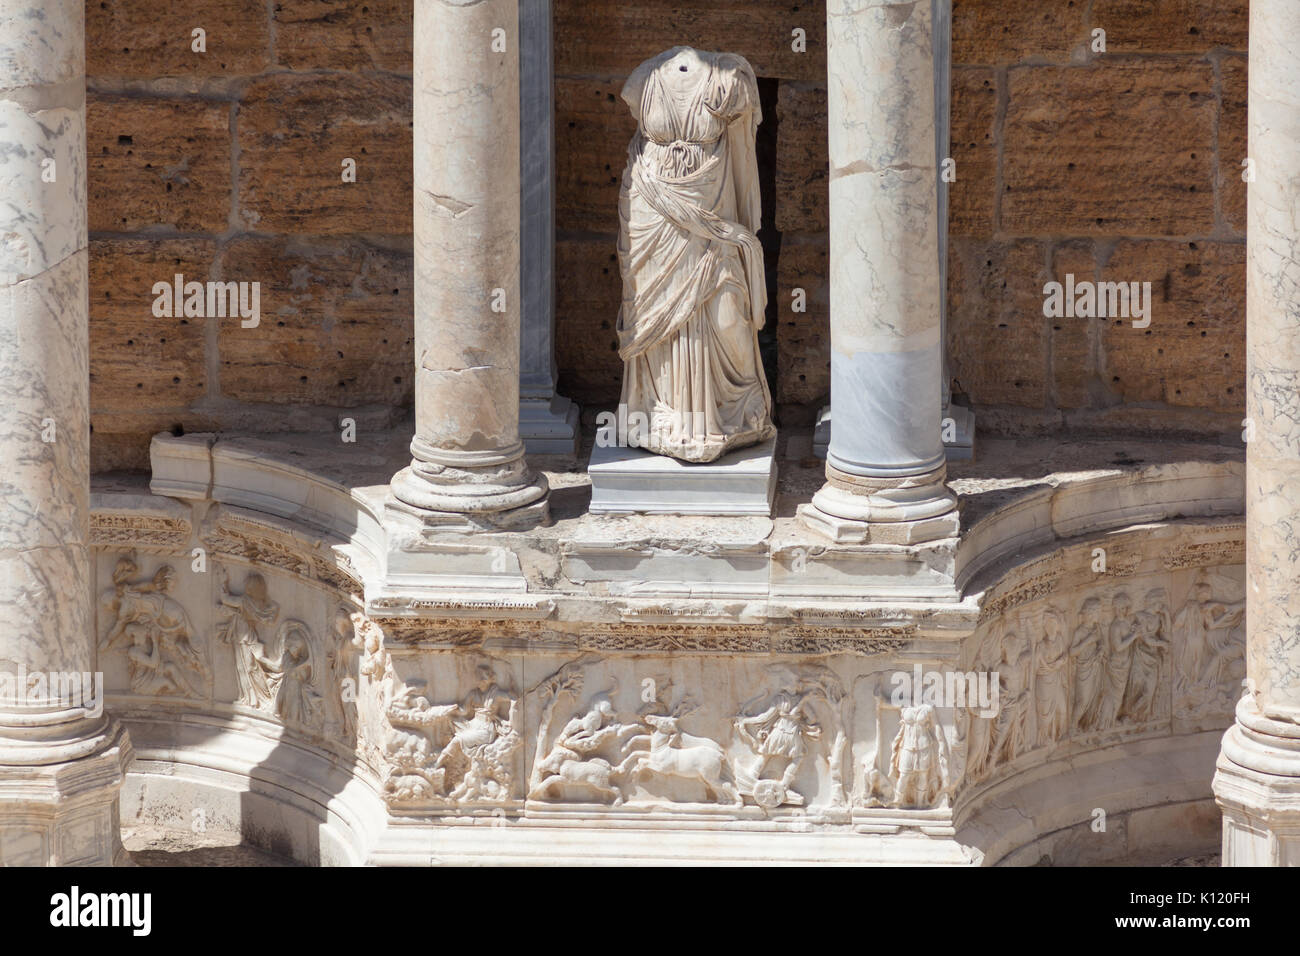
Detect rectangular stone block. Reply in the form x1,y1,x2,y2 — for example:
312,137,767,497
948,68,997,239
217,238,413,406
88,94,232,233
89,239,214,415
776,238,828,404
951,0,1088,65
1002,63,1216,236
945,239,1051,408
1049,241,1100,410
555,77,637,235
774,82,827,234
1089,0,1248,54
1100,240,1245,413
88,0,271,76
555,238,623,404
273,0,413,72
589,433,776,516
237,74,412,235
555,0,826,82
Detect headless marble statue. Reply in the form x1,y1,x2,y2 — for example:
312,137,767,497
616,46,775,463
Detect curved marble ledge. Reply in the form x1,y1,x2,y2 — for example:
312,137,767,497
120,710,387,867
956,731,1224,866
952,457,1244,597
140,430,1245,618
89,432,1249,866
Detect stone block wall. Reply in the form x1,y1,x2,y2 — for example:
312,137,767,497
87,0,415,471
553,0,1250,440
86,0,1249,471
946,0,1249,439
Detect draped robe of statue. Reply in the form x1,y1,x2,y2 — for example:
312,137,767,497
616,46,775,463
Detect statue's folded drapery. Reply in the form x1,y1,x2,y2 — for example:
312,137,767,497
616,46,775,463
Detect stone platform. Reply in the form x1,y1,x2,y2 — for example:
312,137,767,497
588,431,776,516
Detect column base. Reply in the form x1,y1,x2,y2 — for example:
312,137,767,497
0,718,133,866
1213,694,1300,865
390,450,549,530
800,463,959,544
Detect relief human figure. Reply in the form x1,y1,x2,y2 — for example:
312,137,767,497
276,624,322,729
1173,579,1245,717
962,627,1002,783
530,694,641,804
428,664,518,800
1121,589,1171,724
734,687,821,807
615,46,774,462
994,630,1032,765
1201,601,1246,698
214,571,282,711
1098,593,1140,730
1033,609,1070,747
889,703,951,809
327,607,364,739
102,558,209,698
1070,598,1106,733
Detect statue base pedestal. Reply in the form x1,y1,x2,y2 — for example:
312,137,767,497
588,433,776,516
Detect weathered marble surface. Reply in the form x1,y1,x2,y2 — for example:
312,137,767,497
97,430,1250,864
392,0,547,525
1213,0,1300,867
0,0,131,868
518,0,579,455
614,46,774,464
804,0,956,543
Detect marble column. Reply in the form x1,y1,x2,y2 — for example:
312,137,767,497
0,0,132,865
518,0,579,455
1213,0,1300,865
391,0,548,527
799,0,958,545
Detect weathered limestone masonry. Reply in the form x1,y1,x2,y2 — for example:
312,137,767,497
0,0,131,865
390,0,549,527
799,0,958,545
1213,0,1300,866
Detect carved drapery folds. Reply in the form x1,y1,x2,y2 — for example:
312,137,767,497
961,572,1245,792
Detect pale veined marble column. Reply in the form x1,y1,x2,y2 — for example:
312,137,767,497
391,0,548,527
1213,0,1300,866
799,0,958,545
0,0,132,865
518,0,579,455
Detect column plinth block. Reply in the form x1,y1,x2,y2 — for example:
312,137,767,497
800,463,958,544
1214,695,1300,865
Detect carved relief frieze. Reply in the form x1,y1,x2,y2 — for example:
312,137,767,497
961,565,1243,796
99,552,210,699
213,570,324,731
380,661,522,808
90,513,192,551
